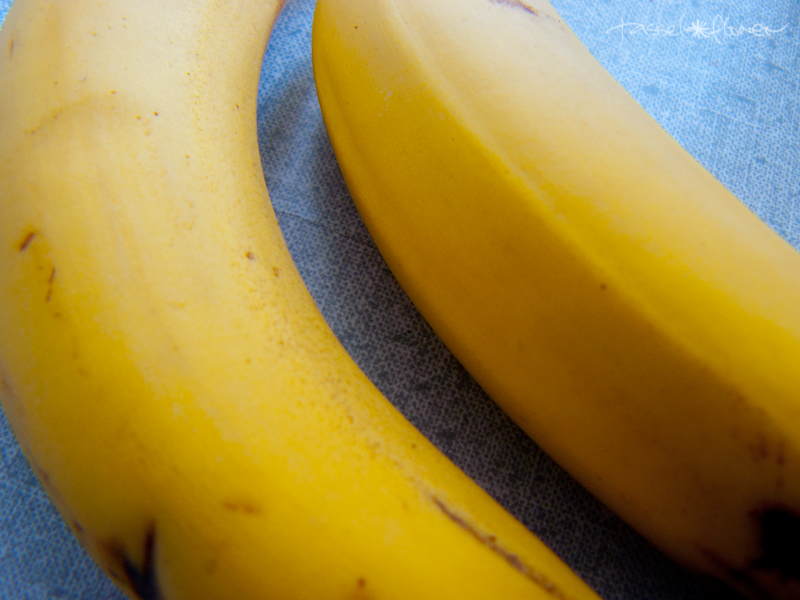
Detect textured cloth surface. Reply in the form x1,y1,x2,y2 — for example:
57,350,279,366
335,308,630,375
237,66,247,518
0,0,797,599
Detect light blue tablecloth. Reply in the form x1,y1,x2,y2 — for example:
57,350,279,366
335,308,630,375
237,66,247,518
1,0,797,598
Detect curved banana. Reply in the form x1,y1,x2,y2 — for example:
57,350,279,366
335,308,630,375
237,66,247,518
311,1,800,599
0,0,603,599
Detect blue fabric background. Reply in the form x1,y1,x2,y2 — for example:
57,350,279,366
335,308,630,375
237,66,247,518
1,0,797,598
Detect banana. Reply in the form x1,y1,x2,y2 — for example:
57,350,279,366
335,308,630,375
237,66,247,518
311,1,800,599
0,0,603,599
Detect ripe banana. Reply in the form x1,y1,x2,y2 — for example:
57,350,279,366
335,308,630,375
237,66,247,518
0,0,603,598
311,1,800,599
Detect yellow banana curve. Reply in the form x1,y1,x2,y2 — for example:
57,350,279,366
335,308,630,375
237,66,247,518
0,0,602,599
311,0,800,599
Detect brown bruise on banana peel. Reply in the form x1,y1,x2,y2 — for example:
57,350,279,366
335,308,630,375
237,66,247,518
18,231,37,252
752,507,800,579
343,576,373,600
221,497,264,516
17,230,55,301
45,267,56,302
699,506,800,600
432,496,573,600
97,522,162,600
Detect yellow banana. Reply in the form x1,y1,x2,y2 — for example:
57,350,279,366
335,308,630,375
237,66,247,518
0,0,602,598
311,1,800,599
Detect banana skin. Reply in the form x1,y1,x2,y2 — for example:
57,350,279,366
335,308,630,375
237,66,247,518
0,0,603,599
311,0,800,598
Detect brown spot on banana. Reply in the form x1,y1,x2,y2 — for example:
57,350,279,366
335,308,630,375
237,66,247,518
699,507,800,600
776,441,786,466
204,557,221,575
751,507,800,582
98,522,162,600
8,39,13,59
221,498,263,515
432,496,573,599
69,519,87,547
45,267,56,302
344,576,373,599
750,433,770,462
18,231,36,252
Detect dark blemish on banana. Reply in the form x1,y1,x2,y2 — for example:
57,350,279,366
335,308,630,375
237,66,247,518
18,232,36,252
70,519,87,545
205,558,218,574
600,283,607,291
358,578,366,588
222,499,263,515
697,548,761,598
101,522,161,600
124,523,160,600
46,268,56,302
699,507,800,599
750,434,770,462
273,267,280,278
246,251,255,260
432,496,571,599
751,507,800,582
31,461,51,487
490,0,539,17
8,39,14,59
